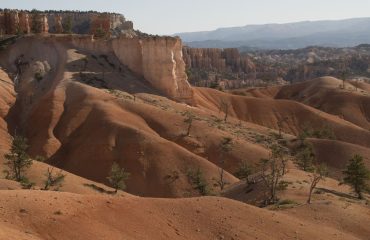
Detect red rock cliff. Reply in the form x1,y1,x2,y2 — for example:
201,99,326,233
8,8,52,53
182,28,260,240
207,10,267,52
0,10,134,36
112,36,194,102
70,35,193,103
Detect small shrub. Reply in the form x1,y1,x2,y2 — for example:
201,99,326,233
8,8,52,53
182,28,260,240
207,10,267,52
277,181,289,191
107,162,130,193
235,160,253,183
187,168,209,196
314,189,324,194
43,168,65,191
277,199,297,205
20,177,35,189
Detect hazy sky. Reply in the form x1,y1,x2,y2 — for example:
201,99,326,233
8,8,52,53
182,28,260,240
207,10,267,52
2,0,370,35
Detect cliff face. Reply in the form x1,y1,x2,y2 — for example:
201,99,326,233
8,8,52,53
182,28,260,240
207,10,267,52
139,37,192,101
0,9,192,103
18,12,31,34
113,36,193,102
0,10,134,37
68,35,193,103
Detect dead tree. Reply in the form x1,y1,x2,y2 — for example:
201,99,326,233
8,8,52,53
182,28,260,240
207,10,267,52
220,99,230,123
216,137,233,191
307,164,328,204
259,145,286,204
277,116,289,138
183,111,195,136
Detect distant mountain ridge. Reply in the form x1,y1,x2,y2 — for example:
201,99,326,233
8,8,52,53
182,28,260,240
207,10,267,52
175,18,370,49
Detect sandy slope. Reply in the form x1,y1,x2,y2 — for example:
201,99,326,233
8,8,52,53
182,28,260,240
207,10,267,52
0,37,245,197
194,87,370,148
275,77,370,130
0,36,369,240
238,77,370,130
310,138,370,178
0,190,368,240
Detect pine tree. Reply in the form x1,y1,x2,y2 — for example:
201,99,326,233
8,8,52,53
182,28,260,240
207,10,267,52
342,155,370,199
4,135,32,182
296,143,315,172
107,162,130,193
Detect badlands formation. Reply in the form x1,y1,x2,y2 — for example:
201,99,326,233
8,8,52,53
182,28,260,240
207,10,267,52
0,10,369,240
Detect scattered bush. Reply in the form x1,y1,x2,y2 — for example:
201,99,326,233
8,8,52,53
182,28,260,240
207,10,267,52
107,162,130,193
235,160,253,183
277,199,297,206
299,124,336,140
43,168,65,191
187,168,209,196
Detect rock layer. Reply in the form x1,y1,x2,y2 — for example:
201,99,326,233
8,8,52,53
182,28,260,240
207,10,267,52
71,35,193,102
0,10,134,36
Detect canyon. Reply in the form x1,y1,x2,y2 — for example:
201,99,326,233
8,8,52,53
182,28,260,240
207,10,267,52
183,45,370,88
0,8,369,240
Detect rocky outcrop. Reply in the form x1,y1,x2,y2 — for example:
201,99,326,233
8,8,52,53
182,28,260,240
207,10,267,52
138,37,192,102
90,14,111,38
183,48,226,71
0,10,49,34
71,35,193,102
183,47,257,88
183,47,256,74
0,10,19,34
54,15,63,34
0,10,134,36
31,14,49,33
18,12,30,34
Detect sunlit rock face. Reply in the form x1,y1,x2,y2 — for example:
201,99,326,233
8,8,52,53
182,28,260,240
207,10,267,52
72,35,193,103
0,10,134,36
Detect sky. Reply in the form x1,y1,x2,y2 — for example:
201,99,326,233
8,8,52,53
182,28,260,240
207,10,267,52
2,0,370,35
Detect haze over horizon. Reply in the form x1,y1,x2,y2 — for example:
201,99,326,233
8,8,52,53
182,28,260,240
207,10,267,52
1,0,370,35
